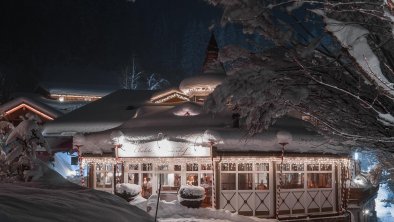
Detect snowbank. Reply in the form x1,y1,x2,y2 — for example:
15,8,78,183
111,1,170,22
0,164,152,222
134,195,276,222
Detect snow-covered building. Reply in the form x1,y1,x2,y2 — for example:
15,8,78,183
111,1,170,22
43,35,355,221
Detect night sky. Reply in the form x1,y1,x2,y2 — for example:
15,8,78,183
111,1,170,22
0,0,268,93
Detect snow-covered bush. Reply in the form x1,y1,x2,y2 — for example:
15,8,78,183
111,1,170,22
115,183,142,202
177,185,205,208
0,114,49,182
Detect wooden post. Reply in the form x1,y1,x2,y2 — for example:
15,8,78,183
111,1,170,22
154,175,162,222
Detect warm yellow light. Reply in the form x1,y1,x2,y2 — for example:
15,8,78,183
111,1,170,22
5,103,54,120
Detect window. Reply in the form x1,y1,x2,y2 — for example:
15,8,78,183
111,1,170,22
186,173,198,186
142,163,153,171
256,163,269,171
221,163,236,171
255,173,269,190
307,173,332,188
221,173,236,190
201,163,212,170
128,173,139,185
158,164,169,171
142,173,153,198
96,172,113,188
159,173,181,191
278,173,304,189
174,165,182,171
320,164,332,171
129,164,139,170
186,163,199,171
238,163,253,171
307,164,319,171
96,163,113,188
238,173,253,190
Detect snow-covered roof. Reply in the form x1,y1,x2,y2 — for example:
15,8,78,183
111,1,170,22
10,92,89,114
179,74,225,97
73,99,347,155
37,82,118,97
211,117,349,154
0,96,63,120
43,90,156,136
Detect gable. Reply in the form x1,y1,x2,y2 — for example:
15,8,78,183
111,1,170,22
150,89,190,104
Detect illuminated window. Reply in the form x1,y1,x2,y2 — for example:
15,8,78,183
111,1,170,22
129,164,139,170
320,164,332,171
221,173,236,190
128,173,139,185
307,173,332,188
238,173,253,190
278,173,304,189
238,163,253,171
159,173,182,191
186,163,199,171
174,165,181,171
142,163,152,171
201,163,212,170
255,173,269,190
256,163,269,171
307,164,319,171
142,173,153,198
221,163,236,171
186,173,198,186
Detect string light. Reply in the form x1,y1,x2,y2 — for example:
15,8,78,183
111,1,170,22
5,103,54,120
150,90,190,103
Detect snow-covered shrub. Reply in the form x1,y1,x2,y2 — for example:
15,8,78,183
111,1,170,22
177,185,205,208
0,114,49,182
115,183,142,202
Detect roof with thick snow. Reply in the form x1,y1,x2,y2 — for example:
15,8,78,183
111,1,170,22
37,82,118,97
0,96,63,120
43,90,156,136
73,99,348,155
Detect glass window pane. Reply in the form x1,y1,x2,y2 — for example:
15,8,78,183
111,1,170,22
256,163,269,171
159,173,181,191
201,163,212,170
158,164,169,171
96,172,113,188
221,173,236,190
128,173,139,184
186,163,199,171
142,163,152,171
255,173,269,190
200,173,213,207
105,164,113,171
200,173,213,188
221,163,236,171
307,164,319,171
291,163,304,171
129,163,139,170
238,173,253,190
307,173,332,188
238,163,253,171
186,173,198,186
320,164,332,171
277,163,290,171
174,165,182,171
142,173,153,198
278,173,304,189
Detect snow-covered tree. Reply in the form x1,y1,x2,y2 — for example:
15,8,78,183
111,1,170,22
206,0,394,187
0,114,49,182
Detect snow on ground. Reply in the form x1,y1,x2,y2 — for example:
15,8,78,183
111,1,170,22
0,164,152,222
131,194,277,222
375,183,394,222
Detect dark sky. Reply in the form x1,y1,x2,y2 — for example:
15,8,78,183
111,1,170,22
0,0,267,93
